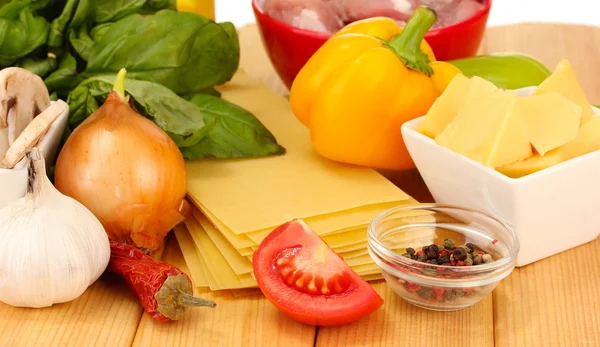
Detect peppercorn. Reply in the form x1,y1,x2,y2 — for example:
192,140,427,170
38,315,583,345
473,254,483,265
417,254,427,262
465,243,475,253
426,250,438,260
422,245,430,253
417,287,435,300
482,254,493,263
444,289,457,301
429,244,439,253
443,238,455,250
437,255,450,264
452,247,467,261
438,249,451,258
406,247,416,256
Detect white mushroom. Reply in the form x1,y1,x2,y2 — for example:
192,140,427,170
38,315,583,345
0,67,50,158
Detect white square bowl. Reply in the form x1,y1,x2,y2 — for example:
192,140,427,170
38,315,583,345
401,87,600,267
0,101,69,209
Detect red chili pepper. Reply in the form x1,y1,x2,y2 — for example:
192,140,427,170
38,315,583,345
108,241,216,323
457,260,465,266
433,287,445,296
416,250,425,256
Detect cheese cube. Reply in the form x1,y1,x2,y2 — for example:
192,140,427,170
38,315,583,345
520,93,582,155
533,59,594,125
496,149,563,178
435,77,532,168
418,74,471,138
561,116,600,160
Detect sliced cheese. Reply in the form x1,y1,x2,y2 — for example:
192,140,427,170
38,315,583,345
561,116,600,160
520,93,582,155
496,148,563,178
174,224,209,288
436,77,532,167
533,59,594,126
418,73,472,138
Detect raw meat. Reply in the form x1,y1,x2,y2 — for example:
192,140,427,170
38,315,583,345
262,0,485,33
262,0,343,33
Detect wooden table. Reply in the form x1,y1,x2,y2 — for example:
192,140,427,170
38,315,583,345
1,23,599,347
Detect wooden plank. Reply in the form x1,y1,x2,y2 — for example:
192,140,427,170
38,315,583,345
493,238,600,346
481,24,600,346
131,236,316,347
316,281,494,346
0,274,143,347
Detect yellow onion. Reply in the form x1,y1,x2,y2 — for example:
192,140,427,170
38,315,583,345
55,69,188,252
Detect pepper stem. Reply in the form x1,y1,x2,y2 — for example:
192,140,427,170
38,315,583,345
179,292,217,308
112,68,129,103
386,6,437,76
155,274,216,321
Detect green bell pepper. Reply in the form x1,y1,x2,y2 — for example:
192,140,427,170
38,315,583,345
449,53,552,90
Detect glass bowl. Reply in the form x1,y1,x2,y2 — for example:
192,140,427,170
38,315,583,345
368,204,519,311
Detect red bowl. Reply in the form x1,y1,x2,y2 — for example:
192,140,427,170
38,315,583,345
252,0,492,90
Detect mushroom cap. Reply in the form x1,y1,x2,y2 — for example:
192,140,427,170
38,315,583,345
0,67,50,145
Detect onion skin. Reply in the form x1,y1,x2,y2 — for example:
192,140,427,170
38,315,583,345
55,90,187,252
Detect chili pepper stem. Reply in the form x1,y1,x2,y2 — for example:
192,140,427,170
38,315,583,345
155,274,216,321
386,5,436,76
179,291,217,308
112,68,130,103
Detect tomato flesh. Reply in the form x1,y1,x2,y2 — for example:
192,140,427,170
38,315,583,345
253,219,384,326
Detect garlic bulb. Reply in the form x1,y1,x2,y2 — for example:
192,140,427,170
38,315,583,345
0,148,110,308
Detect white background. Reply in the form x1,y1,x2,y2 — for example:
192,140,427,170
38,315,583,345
215,0,600,28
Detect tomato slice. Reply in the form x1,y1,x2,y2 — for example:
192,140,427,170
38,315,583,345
252,219,383,326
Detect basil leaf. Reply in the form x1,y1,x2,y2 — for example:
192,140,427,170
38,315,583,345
66,81,99,129
0,7,49,66
94,0,174,23
15,54,58,77
44,52,83,93
85,10,240,94
68,25,94,61
66,75,207,140
181,94,285,159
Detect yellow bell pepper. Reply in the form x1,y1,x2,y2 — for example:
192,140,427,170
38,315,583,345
290,6,461,171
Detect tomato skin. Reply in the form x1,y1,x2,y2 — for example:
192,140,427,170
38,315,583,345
252,219,384,326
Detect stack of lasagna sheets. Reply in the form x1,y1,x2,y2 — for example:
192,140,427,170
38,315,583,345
174,72,418,292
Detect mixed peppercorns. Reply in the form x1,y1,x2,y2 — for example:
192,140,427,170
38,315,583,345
401,238,494,267
398,238,495,303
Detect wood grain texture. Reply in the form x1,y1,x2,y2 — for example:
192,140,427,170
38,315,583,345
0,275,143,347
131,236,316,347
316,282,494,346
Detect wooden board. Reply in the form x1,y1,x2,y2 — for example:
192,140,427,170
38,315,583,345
1,22,599,347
